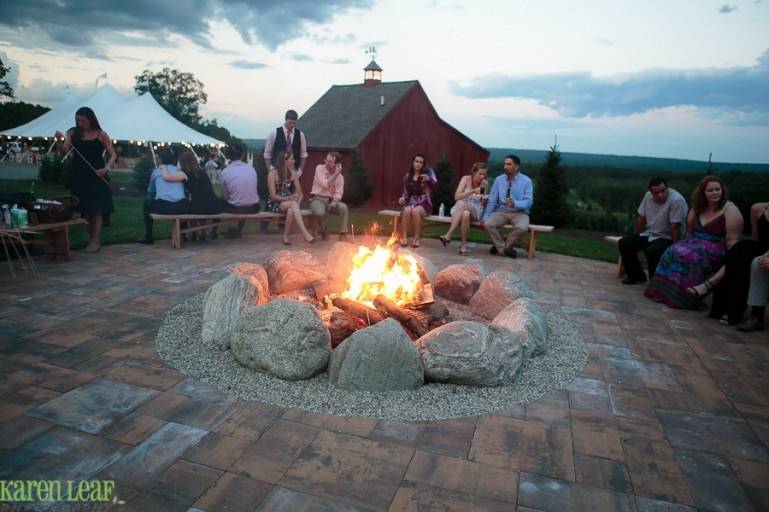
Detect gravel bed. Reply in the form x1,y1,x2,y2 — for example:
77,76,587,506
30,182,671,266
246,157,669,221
155,294,588,421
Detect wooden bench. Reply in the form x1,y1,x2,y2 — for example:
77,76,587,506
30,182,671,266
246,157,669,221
604,235,625,277
377,209,554,258
150,211,312,249
0,218,88,262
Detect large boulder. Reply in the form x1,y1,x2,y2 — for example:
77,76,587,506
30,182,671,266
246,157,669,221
328,319,424,391
492,298,548,358
434,263,487,304
265,250,326,295
230,299,331,380
326,241,358,283
201,263,269,350
417,321,526,386
468,271,533,320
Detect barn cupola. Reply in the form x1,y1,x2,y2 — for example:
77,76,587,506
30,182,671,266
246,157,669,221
363,60,382,87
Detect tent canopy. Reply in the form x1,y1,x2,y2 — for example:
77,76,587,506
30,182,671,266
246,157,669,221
1,85,225,146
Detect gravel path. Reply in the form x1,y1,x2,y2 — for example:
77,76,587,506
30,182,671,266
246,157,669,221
155,294,588,421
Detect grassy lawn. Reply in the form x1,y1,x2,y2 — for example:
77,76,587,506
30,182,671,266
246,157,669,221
1,178,619,263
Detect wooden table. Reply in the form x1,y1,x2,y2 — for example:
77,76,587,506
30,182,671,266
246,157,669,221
0,218,88,262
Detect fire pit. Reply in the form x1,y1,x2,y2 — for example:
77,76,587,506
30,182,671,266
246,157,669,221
154,239,589,419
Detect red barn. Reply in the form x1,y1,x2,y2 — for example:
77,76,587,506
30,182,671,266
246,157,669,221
297,61,489,208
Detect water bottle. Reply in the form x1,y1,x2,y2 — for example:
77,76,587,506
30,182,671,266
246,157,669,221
438,203,445,217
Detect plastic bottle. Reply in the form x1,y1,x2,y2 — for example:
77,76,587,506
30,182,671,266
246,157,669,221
438,203,445,217
0,204,9,225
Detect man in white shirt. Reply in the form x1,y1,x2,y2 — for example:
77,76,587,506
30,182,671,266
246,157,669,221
619,177,688,284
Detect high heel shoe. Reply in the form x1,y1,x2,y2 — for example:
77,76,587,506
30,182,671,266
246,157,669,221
686,279,714,299
400,238,409,247
411,238,420,248
439,235,450,247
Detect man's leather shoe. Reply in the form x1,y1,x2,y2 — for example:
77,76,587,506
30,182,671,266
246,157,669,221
503,247,518,259
621,276,646,285
137,238,154,245
489,246,498,255
321,232,330,241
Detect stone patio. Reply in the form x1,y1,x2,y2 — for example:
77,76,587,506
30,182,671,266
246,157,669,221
1,234,767,512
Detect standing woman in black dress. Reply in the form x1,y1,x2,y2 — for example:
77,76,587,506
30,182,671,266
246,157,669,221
55,107,116,253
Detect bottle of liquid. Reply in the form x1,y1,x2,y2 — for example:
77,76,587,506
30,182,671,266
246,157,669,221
438,203,445,217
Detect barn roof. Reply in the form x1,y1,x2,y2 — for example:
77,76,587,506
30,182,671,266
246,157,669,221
298,81,417,149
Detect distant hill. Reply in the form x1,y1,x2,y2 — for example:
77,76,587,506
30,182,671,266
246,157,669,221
487,148,769,173
242,138,266,150
241,138,768,173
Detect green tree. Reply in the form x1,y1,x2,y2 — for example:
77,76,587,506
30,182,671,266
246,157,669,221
431,154,455,215
134,68,207,126
0,58,13,99
197,119,241,145
344,151,372,206
530,144,571,227
0,101,49,131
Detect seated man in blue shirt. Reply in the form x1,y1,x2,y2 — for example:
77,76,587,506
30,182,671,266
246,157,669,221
482,154,533,258
138,149,189,244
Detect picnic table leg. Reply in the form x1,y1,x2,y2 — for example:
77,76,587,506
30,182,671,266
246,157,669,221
43,226,71,260
527,230,537,259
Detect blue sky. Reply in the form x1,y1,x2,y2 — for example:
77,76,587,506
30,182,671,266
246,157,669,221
1,0,768,163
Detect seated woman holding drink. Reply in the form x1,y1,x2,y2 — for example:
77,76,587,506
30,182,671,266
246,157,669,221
439,162,488,256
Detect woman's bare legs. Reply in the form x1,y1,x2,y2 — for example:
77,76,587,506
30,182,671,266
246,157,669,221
85,212,102,252
412,206,425,247
459,209,471,254
280,204,294,244
280,201,314,242
443,201,464,241
400,207,412,245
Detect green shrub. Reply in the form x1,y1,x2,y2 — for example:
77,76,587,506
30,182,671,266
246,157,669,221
37,154,71,186
132,156,155,194
431,155,455,215
344,151,372,206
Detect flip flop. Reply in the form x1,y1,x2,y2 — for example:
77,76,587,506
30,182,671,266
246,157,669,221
459,247,468,256
439,235,450,247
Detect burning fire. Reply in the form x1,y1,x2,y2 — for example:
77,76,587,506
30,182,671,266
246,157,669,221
342,238,423,307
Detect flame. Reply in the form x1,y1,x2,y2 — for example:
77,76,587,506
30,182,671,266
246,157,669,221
342,238,422,307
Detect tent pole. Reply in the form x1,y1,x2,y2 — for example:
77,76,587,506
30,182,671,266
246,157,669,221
149,143,156,166
46,140,56,154
188,145,199,161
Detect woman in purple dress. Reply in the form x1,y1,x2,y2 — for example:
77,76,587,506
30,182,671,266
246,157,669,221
644,176,743,309
398,154,437,248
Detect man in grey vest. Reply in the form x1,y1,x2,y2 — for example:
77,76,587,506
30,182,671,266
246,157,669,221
618,177,687,284
263,109,307,178
261,109,308,231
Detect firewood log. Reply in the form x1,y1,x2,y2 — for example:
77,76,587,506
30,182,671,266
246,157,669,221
373,294,429,337
331,297,386,325
327,310,365,347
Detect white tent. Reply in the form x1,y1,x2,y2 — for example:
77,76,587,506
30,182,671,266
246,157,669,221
1,85,225,147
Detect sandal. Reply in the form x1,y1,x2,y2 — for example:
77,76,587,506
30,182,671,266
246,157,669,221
686,279,713,299
412,238,420,248
400,238,409,248
439,235,450,247
459,246,468,256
